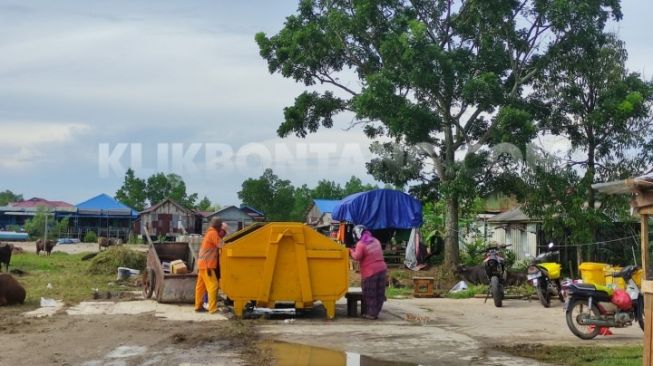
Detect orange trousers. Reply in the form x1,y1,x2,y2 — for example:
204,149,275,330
195,268,219,313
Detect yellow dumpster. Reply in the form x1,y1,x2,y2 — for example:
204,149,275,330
220,223,349,319
605,265,626,289
579,262,607,285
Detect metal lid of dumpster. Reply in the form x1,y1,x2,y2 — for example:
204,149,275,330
223,222,267,244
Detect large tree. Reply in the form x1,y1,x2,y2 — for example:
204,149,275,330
238,169,296,221
0,190,23,206
115,168,147,211
256,0,621,268
145,172,198,209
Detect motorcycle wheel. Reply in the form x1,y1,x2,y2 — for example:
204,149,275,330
491,276,503,308
565,299,601,340
536,280,551,308
637,296,645,331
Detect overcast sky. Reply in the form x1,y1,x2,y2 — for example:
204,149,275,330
0,1,651,208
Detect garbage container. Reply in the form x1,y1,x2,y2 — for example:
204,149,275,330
220,223,349,319
579,262,607,285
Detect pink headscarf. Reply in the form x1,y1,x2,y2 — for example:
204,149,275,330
359,230,375,245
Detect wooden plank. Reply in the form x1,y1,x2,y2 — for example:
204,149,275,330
641,215,650,281
645,292,653,366
643,280,653,294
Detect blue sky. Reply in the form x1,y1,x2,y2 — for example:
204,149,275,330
0,1,651,207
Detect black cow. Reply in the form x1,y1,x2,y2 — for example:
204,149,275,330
36,239,56,256
454,264,489,285
0,273,26,306
0,243,12,272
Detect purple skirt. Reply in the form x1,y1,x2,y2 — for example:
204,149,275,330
362,270,386,318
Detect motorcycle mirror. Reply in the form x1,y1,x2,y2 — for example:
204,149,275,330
548,242,554,249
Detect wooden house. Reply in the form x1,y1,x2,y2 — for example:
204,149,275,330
138,198,197,238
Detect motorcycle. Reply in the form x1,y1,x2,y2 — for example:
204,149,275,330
564,264,645,339
527,243,564,307
483,244,510,307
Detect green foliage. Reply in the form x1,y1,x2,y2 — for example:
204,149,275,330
257,0,623,268
88,246,146,275
24,207,69,240
446,284,488,299
0,189,23,206
115,168,147,212
460,238,487,266
146,173,198,209
195,196,213,211
84,231,98,243
128,234,143,245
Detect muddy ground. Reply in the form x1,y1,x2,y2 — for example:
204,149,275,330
0,242,643,365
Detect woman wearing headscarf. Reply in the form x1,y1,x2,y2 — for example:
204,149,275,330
349,225,387,319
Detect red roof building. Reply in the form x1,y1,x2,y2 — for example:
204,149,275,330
10,197,73,209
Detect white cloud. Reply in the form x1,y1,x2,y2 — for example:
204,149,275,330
0,122,90,146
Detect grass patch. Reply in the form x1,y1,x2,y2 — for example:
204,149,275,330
386,286,414,298
88,246,146,275
497,344,642,366
8,251,133,307
446,284,488,299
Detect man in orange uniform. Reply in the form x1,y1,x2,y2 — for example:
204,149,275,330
195,217,223,313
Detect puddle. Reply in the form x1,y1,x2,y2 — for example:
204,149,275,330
260,340,421,366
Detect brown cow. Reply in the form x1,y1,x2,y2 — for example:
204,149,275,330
0,273,26,306
36,239,56,256
98,237,122,251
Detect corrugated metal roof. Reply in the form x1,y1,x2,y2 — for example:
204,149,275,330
313,199,340,214
592,177,653,195
11,197,73,208
487,207,534,223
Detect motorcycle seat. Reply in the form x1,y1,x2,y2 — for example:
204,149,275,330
570,283,613,297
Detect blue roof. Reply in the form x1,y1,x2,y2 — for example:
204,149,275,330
313,199,341,213
76,194,138,217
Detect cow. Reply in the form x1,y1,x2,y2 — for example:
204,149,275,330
36,239,56,256
454,264,489,285
98,237,122,251
506,270,528,287
0,243,12,272
0,273,26,306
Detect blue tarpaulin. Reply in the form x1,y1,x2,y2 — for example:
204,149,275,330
331,189,423,230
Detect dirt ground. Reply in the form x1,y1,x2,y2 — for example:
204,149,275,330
0,242,644,365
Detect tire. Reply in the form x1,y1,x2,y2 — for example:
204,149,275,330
537,280,551,308
491,276,503,308
142,268,155,299
565,299,601,340
637,296,645,331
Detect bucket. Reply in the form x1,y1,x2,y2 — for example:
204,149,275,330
579,262,607,286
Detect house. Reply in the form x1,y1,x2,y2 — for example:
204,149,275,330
205,206,259,233
240,205,266,222
0,197,74,229
485,206,542,261
305,199,340,228
138,198,198,238
72,194,138,241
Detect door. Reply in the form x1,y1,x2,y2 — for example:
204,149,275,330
158,214,172,236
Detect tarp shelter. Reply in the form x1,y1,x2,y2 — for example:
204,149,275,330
331,189,422,230
332,189,426,270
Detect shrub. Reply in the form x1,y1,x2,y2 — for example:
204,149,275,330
460,238,486,266
84,231,98,243
88,246,146,275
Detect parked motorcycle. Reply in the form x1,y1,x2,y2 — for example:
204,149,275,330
527,244,564,307
484,244,510,307
565,265,645,339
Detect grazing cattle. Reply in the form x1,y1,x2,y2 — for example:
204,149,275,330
0,243,12,272
0,273,26,306
506,270,528,287
36,239,56,256
454,264,489,285
98,237,122,251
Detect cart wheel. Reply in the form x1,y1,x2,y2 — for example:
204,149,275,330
143,268,155,299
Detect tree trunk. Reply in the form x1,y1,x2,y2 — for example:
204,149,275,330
585,141,596,261
444,195,460,270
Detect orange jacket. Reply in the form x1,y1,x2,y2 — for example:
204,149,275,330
197,227,221,269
